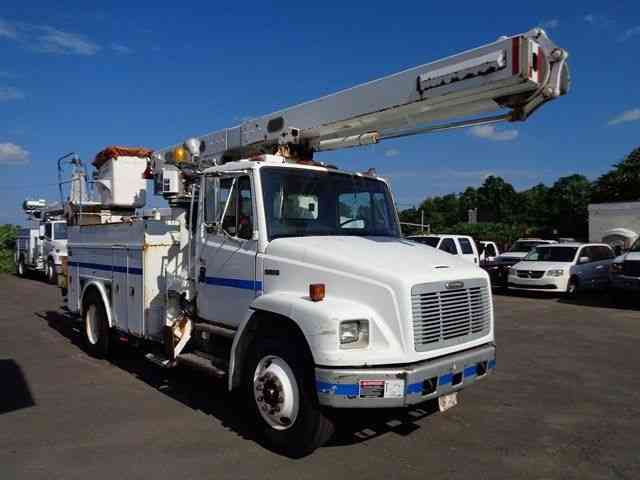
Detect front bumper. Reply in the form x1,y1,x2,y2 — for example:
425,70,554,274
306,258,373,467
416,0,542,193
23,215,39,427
507,275,567,291
611,274,640,291
315,343,495,408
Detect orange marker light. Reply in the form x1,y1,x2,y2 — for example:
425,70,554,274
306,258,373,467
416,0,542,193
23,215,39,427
309,283,325,302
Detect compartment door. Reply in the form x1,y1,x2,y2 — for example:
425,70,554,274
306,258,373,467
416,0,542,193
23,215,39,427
126,248,144,336
112,246,128,332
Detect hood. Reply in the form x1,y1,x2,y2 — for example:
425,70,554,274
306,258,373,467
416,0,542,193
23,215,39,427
266,236,486,286
498,252,528,260
621,251,640,262
512,260,571,271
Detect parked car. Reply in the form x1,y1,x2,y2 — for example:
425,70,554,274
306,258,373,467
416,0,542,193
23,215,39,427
481,256,515,289
479,241,500,262
507,243,615,295
408,234,480,264
498,238,557,262
609,237,640,297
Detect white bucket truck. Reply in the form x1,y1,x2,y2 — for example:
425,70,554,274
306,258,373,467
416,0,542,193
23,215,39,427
16,200,68,283
61,28,569,456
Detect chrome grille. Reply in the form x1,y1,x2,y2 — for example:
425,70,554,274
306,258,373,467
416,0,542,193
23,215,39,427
516,270,545,279
411,279,491,351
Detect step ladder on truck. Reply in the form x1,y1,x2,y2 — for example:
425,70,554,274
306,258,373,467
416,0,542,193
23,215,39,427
60,28,569,456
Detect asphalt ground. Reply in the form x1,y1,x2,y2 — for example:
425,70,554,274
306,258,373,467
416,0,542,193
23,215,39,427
1,273,639,479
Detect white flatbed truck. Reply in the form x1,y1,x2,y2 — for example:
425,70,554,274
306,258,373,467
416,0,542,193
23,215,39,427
16,200,68,283
61,28,569,456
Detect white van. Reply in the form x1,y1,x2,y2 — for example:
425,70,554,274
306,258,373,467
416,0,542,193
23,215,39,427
408,234,480,264
507,243,614,295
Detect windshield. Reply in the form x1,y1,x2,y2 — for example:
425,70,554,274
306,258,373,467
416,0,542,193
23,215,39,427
509,241,546,253
53,222,67,240
410,236,440,247
261,167,400,240
524,246,578,263
629,239,640,252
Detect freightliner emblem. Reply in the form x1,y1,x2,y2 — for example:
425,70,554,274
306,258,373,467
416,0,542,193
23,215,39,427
445,281,464,290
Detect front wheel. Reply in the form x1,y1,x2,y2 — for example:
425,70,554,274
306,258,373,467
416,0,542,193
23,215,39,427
566,276,579,297
245,337,334,457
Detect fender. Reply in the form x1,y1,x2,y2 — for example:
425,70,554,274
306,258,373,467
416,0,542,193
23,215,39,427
80,280,114,328
227,292,378,390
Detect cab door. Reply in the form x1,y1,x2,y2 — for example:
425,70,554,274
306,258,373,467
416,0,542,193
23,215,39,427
197,174,259,328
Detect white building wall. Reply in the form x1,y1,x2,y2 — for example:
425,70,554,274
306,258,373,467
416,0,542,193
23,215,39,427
588,202,640,245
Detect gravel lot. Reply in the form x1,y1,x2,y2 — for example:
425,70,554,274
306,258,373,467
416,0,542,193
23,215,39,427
1,273,639,479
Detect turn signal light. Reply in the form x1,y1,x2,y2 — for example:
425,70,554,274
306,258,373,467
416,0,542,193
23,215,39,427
309,283,325,302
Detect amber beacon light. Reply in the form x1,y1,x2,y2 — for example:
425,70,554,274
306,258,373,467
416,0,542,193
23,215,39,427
309,283,325,302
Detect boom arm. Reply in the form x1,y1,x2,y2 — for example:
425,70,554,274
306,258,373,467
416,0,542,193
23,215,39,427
157,27,569,166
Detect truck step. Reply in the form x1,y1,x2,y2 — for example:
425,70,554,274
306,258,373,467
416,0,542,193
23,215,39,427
177,352,228,378
194,322,236,340
145,352,174,368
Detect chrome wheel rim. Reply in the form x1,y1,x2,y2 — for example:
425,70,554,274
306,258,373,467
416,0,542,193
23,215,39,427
253,355,299,431
86,305,99,345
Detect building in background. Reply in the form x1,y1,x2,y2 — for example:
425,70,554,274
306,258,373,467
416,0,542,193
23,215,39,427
588,201,640,253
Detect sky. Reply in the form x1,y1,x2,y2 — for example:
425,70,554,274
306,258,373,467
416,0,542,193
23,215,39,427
1,1,639,225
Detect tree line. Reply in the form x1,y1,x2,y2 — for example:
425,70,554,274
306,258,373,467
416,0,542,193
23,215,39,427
399,147,640,248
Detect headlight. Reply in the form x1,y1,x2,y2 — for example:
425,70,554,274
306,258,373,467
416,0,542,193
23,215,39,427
339,320,369,349
547,269,564,277
611,263,623,274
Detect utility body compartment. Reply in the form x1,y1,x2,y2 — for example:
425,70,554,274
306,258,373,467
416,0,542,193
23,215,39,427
67,219,182,340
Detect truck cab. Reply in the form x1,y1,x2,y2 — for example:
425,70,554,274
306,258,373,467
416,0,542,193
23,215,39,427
408,234,480,264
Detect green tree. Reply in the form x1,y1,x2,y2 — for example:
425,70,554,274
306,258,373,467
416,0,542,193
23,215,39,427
0,224,19,273
519,183,550,227
592,147,640,203
477,176,520,223
547,174,592,239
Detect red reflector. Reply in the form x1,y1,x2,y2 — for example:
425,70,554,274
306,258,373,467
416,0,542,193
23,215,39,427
309,283,325,302
512,37,520,76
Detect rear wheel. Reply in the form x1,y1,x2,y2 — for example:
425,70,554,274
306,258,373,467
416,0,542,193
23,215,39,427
244,336,334,457
83,291,110,358
46,259,57,284
16,256,26,277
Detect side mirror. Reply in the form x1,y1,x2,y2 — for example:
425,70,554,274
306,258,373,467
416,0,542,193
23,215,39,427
578,256,591,264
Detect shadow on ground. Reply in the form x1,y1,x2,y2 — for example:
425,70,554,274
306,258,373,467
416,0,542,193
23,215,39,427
37,309,439,457
0,359,35,415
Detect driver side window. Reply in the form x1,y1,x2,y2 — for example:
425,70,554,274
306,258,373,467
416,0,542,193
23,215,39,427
219,176,253,240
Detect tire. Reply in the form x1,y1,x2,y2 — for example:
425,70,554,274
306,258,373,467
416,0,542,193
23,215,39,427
566,276,579,297
244,335,334,457
16,256,26,277
46,259,57,285
82,290,110,358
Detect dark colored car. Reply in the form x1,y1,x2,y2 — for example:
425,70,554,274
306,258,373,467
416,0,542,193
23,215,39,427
481,256,520,288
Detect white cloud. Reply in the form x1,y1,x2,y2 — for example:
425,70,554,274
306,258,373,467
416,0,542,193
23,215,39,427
0,18,17,38
33,26,100,55
469,124,519,141
111,42,133,54
618,26,640,42
0,86,24,101
0,18,100,55
384,148,400,157
0,142,30,165
608,108,640,126
541,19,559,29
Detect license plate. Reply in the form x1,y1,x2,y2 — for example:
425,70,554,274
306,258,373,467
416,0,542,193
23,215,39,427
438,392,458,412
